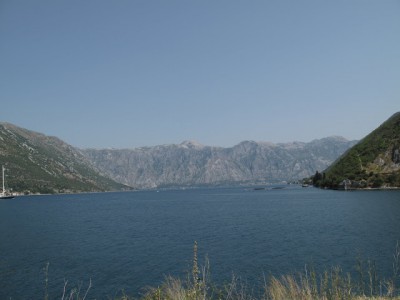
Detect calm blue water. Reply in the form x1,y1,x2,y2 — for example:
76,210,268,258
0,186,399,299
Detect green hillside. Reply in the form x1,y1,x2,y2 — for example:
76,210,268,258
313,112,400,189
0,122,130,194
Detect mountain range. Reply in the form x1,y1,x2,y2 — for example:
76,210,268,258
0,122,359,193
82,137,357,189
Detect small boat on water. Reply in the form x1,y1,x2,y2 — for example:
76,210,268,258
302,184,309,188
271,186,285,190
254,187,265,191
0,166,15,199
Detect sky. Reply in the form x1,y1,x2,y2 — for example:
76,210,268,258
0,1,399,149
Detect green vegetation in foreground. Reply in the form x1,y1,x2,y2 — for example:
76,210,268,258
40,242,400,300
312,112,400,189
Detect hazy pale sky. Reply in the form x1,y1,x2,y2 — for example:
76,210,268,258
1,1,399,148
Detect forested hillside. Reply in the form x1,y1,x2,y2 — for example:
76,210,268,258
313,112,400,189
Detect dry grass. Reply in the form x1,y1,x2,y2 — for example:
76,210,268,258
137,242,400,300
39,242,399,300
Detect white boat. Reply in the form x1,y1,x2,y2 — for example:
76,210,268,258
0,165,15,199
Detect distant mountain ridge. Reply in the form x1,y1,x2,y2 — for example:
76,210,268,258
313,112,400,189
82,137,357,189
0,122,128,194
0,121,359,192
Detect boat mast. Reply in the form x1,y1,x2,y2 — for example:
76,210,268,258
2,166,4,195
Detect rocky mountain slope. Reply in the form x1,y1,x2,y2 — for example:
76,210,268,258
313,112,400,189
83,137,357,189
0,122,128,194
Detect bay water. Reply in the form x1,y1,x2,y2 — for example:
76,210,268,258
0,186,399,299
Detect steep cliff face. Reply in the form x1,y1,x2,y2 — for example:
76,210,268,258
0,122,128,194
83,137,357,188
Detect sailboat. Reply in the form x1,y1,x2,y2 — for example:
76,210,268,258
1,165,15,199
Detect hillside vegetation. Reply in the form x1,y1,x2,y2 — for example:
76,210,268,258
313,112,400,189
0,122,129,194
